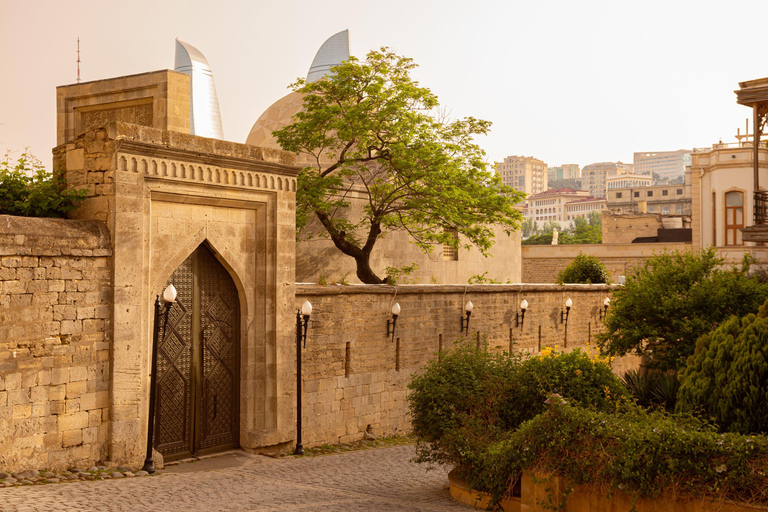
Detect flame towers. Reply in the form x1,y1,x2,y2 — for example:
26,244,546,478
174,39,224,139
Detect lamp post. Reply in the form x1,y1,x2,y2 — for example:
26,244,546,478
295,300,312,455
561,297,573,347
142,284,177,474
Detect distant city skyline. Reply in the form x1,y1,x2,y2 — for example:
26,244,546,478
1,0,767,170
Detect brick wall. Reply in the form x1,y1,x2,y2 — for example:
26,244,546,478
294,284,638,446
0,215,112,471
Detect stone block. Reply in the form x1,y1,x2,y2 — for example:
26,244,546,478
66,380,87,398
60,320,83,335
51,367,69,385
62,429,83,447
30,386,48,402
58,411,88,431
12,403,32,419
69,366,87,382
4,373,21,390
32,401,50,417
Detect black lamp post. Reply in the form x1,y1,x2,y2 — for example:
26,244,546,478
295,300,312,455
142,284,177,474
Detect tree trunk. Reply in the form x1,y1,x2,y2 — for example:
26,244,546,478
353,252,386,284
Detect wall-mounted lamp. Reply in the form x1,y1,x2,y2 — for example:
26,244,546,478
460,301,474,334
294,299,313,456
516,299,528,330
560,297,573,325
599,297,610,320
386,302,401,342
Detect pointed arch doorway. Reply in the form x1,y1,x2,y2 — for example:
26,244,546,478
154,242,240,461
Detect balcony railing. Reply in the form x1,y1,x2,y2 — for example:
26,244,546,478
755,190,768,225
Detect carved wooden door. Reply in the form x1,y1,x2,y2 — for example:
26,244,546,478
154,243,240,461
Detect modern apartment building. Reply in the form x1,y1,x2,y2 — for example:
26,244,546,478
633,150,691,183
582,162,634,198
547,163,580,182
496,155,548,196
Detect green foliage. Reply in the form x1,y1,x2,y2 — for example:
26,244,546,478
407,344,627,472
677,298,768,434
0,150,87,217
468,272,502,284
555,253,610,284
507,404,768,505
384,263,419,284
597,249,768,371
621,370,679,411
521,214,601,246
274,48,525,283
521,217,537,238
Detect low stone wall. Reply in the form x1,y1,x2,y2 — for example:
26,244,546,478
294,284,638,446
0,215,112,471
521,243,692,283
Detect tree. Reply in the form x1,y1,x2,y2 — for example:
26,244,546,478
274,49,525,284
521,217,537,238
556,253,610,284
0,150,87,217
677,299,768,433
596,249,768,371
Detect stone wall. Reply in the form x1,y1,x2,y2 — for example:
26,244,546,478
0,215,112,471
294,284,638,446
521,243,692,283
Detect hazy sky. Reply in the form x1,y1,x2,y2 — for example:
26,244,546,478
2,0,767,170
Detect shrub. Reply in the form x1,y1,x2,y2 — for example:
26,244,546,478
677,298,768,434
597,249,768,371
621,370,679,411
0,150,87,217
556,253,610,284
407,343,627,472
507,404,768,506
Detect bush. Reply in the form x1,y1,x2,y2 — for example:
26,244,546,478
0,150,87,217
597,249,768,371
407,343,627,472
508,404,768,506
556,253,610,284
621,369,679,411
677,298,768,434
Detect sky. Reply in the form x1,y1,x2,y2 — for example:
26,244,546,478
2,0,767,171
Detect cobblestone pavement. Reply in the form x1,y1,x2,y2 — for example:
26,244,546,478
0,445,468,511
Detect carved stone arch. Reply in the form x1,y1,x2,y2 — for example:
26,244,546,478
130,157,138,173
161,161,167,177
215,168,221,184
119,155,127,172
141,159,149,175
270,176,275,189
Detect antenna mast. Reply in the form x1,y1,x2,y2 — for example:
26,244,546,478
77,37,81,83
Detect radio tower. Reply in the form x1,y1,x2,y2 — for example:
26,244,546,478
76,37,81,83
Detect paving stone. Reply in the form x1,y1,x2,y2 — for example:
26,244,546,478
134,471,148,477
0,472,8,479
41,472,55,479
0,445,466,511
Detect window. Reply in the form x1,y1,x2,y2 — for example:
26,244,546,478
634,191,640,198
677,189,683,195
662,206,670,214
616,192,623,199
648,206,654,213
662,190,669,196
725,191,744,246
647,191,654,197
442,228,459,261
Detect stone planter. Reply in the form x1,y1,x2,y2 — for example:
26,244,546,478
448,468,521,512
